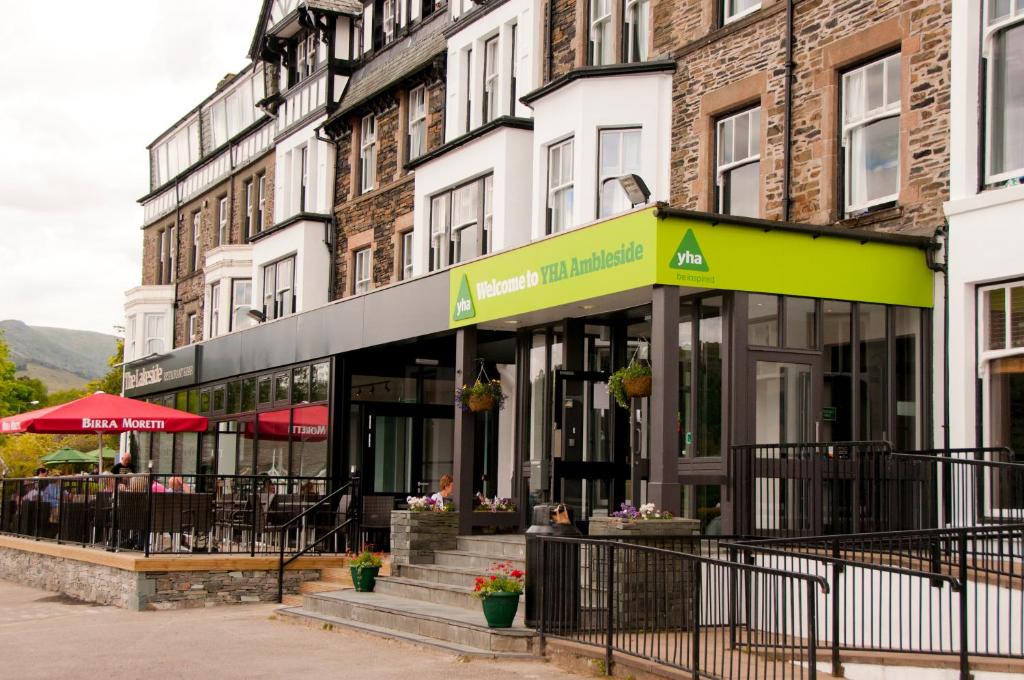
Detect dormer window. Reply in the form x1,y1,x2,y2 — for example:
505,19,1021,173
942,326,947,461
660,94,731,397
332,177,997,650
290,30,319,87
383,0,396,43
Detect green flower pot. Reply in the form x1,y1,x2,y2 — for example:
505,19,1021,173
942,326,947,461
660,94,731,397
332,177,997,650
350,565,380,592
481,591,520,628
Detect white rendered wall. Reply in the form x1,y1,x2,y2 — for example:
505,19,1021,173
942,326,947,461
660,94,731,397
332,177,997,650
412,126,534,276
274,117,335,223
529,72,673,239
251,219,331,317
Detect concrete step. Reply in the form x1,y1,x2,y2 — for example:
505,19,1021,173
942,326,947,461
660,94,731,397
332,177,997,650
281,594,304,607
434,549,526,572
276,606,537,659
395,562,485,588
302,590,537,654
300,579,350,594
374,576,525,619
456,535,526,561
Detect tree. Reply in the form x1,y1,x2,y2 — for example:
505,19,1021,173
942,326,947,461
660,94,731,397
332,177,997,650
86,338,124,395
0,331,47,417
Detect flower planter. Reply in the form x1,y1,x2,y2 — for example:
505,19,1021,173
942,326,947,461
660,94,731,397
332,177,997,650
350,565,380,592
468,393,497,412
588,516,700,537
623,375,652,398
481,592,520,628
390,510,459,566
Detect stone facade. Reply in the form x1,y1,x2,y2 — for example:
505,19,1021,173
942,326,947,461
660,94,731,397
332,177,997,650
0,543,320,611
390,510,458,566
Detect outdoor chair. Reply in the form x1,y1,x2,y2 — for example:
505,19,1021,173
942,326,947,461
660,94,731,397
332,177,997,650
360,495,394,552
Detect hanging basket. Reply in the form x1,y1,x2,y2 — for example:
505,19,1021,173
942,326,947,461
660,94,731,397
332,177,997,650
468,393,497,413
623,375,652,398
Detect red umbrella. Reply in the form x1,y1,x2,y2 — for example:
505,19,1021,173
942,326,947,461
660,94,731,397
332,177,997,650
0,391,208,473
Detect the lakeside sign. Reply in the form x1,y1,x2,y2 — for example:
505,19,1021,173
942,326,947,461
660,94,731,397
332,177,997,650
122,346,199,397
449,208,933,328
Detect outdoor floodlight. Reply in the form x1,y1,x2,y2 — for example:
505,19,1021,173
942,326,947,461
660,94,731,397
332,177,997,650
618,174,651,207
247,309,267,323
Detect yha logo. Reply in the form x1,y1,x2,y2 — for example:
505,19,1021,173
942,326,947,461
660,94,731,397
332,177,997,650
668,229,710,272
452,274,476,322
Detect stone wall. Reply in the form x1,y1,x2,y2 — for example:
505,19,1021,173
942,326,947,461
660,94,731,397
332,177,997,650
0,544,320,611
390,510,458,566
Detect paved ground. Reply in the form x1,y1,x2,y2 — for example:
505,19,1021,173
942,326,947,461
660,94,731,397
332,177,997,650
0,581,586,679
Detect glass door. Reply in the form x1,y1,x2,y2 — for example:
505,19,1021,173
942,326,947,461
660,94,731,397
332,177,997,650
367,412,415,495
753,359,820,444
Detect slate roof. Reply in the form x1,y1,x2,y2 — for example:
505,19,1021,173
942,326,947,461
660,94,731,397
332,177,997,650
305,0,362,15
333,10,452,119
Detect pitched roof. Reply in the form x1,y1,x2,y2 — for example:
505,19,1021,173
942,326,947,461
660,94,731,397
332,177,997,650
249,0,362,60
333,11,451,119
306,0,362,12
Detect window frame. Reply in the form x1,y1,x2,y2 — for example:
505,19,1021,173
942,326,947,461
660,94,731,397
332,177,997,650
509,24,518,114
230,278,252,332
589,0,613,66
597,126,643,219
299,145,309,212
383,0,396,44
354,247,372,294
187,313,197,345
360,114,377,193
210,281,221,339
623,0,651,63
841,52,902,215
144,313,165,355
722,0,762,25
983,3,1024,183
427,173,494,271
168,226,176,282
191,211,201,272
408,85,427,161
243,180,253,240
715,106,762,217
547,137,575,234
217,196,229,246
401,230,414,280
262,254,296,320
483,35,499,124
256,174,266,233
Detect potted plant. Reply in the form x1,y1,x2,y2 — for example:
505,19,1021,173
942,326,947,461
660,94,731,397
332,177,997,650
348,547,384,592
406,495,455,512
474,562,525,628
473,496,517,512
610,500,674,520
607,359,652,408
456,378,507,413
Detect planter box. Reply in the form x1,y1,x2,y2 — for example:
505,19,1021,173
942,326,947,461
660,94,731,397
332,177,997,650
390,510,458,566
588,516,700,537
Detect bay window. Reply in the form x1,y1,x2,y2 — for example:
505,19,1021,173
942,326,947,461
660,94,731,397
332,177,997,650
144,314,165,355
716,107,761,218
361,114,377,193
547,138,574,233
986,1,1024,180
598,127,642,218
230,279,252,331
589,0,613,65
428,175,493,271
980,282,1024,500
842,53,901,214
262,256,295,320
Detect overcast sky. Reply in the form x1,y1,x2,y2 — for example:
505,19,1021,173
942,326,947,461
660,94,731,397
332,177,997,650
0,0,261,336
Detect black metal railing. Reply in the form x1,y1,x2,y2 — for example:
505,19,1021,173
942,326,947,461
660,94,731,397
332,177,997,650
0,473,355,556
730,443,1024,536
277,473,361,602
729,524,1024,678
534,535,828,680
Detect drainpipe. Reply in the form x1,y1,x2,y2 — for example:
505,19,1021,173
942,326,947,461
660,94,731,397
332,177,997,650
546,0,554,82
926,223,949,452
315,122,339,301
781,0,795,221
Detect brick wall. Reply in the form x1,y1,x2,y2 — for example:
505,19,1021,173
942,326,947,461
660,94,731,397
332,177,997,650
657,0,950,236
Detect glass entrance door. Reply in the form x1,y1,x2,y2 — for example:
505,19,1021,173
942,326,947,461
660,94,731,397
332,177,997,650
368,413,414,494
361,405,454,498
753,359,820,443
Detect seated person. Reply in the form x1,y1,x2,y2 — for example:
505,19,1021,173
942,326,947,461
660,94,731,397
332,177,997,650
431,474,454,509
166,476,191,493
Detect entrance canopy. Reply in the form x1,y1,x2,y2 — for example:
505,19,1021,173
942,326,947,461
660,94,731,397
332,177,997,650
448,206,934,328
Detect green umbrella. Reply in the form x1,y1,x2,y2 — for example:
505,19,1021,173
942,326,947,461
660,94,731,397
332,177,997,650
41,448,93,465
82,446,118,462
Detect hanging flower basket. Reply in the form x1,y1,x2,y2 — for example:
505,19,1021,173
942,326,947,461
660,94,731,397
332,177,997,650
456,366,506,413
467,393,497,413
608,359,653,409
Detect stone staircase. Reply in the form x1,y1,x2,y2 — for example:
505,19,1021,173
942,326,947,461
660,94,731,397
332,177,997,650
279,535,536,657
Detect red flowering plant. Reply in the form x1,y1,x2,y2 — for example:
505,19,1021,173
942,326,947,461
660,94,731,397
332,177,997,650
473,562,525,599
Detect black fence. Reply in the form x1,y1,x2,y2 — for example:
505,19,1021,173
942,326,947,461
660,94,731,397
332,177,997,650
730,524,1024,678
0,473,360,556
534,535,827,680
730,443,1024,536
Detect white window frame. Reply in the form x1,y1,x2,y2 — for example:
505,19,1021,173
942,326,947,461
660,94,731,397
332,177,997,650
429,193,450,271
144,314,165,355
188,313,197,344
168,226,176,283
263,255,296,320
984,2,1024,182
383,0,396,43
354,248,372,294
210,282,221,338
590,0,613,65
361,115,377,193
230,278,252,331
451,182,480,265
723,0,761,25
243,180,253,239
548,138,575,234
218,196,229,246
624,0,650,63
428,174,492,271
598,127,643,218
409,86,427,160
716,107,761,216
192,212,201,272
300,145,309,212
126,315,137,361
483,36,499,124
158,230,166,284
257,174,266,232
401,231,414,280
842,53,901,214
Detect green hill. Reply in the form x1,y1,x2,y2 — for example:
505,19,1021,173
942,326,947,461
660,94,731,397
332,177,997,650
1,320,118,390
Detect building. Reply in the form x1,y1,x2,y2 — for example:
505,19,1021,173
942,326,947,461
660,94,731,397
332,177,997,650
943,0,1024,460
123,0,951,534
